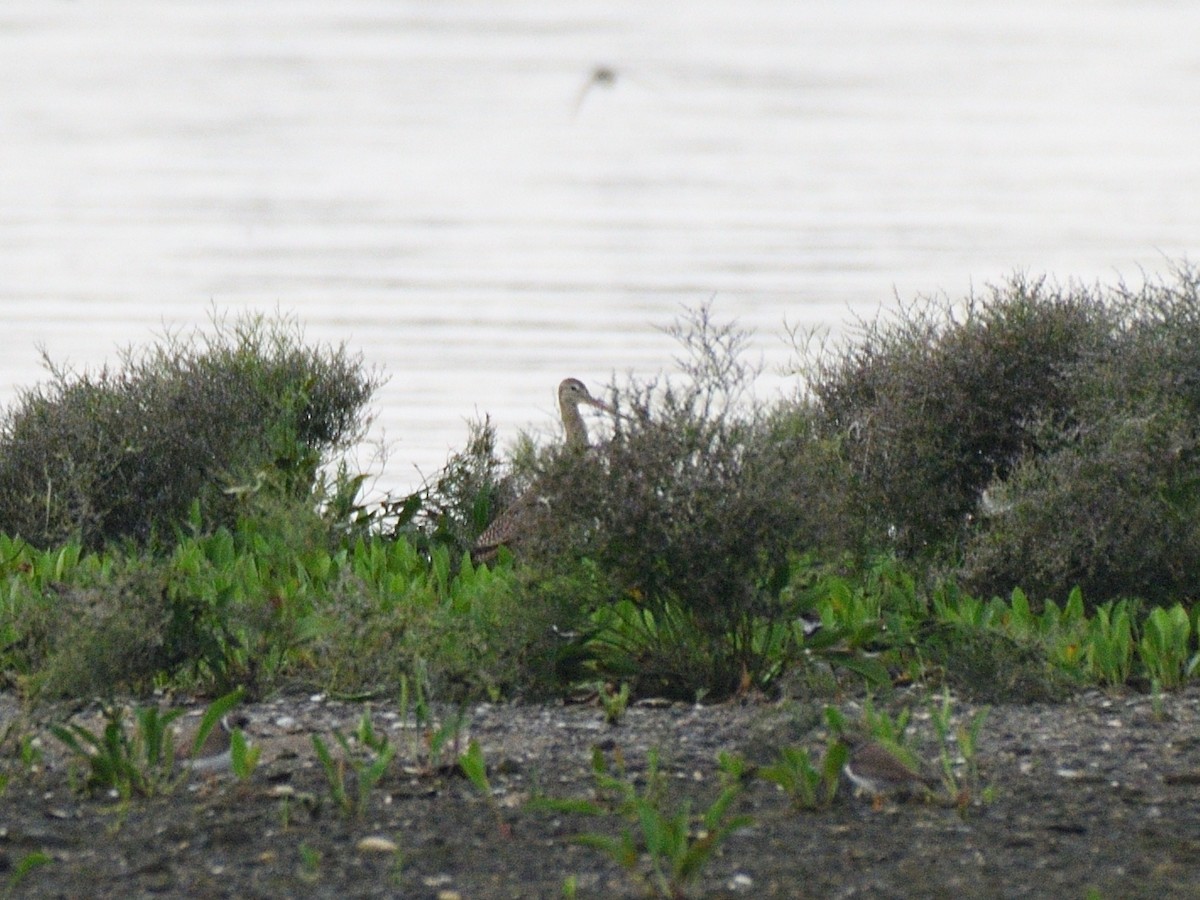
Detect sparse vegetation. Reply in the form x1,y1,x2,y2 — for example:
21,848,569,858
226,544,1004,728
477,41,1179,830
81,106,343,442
599,681,631,725
48,691,251,799
458,739,512,838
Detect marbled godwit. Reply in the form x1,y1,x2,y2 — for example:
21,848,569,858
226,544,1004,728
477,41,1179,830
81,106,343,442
472,378,613,561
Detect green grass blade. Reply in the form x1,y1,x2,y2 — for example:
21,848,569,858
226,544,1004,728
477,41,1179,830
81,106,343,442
192,688,244,758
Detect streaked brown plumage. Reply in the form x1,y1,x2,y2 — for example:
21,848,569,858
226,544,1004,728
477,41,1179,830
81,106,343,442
472,378,613,561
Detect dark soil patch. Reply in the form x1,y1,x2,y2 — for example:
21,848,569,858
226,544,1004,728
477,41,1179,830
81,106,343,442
3,686,1200,898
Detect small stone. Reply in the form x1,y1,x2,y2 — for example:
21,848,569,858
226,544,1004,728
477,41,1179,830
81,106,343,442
357,836,399,854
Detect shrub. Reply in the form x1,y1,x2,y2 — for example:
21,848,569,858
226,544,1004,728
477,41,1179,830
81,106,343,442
309,544,578,702
25,560,195,698
961,403,1200,606
801,274,1117,555
390,416,510,557
962,266,1200,605
0,311,381,549
1102,265,1200,416
514,308,854,698
913,620,1077,704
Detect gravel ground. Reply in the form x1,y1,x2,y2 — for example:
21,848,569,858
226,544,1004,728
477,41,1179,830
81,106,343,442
2,685,1200,898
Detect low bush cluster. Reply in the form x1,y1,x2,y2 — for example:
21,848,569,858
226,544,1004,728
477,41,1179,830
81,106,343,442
803,274,1114,555
802,264,1200,606
6,269,1200,706
0,311,381,549
387,268,1200,699
954,270,1200,604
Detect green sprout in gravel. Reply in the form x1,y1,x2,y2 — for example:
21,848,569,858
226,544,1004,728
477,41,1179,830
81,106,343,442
927,689,992,812
398,669,468,774
566,747,751,900
229,727,260,782
52,704,184,799
757,738,847,811
352,710,392,756
3,851,51,899
312,720,396,819
600,682,631,725
458,739,512,838
298,844,322,884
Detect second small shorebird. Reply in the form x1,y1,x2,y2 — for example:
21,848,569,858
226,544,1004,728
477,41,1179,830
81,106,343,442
841,734,937,807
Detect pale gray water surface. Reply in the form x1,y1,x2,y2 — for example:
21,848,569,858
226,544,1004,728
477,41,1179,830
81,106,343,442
2,1,1198,493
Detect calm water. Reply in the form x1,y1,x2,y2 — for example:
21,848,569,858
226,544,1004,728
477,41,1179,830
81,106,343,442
2,0,1198,492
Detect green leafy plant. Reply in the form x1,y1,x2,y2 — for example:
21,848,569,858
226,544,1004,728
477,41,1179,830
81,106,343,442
565,747,751,899
187,689,243,758
298,843,322,883
600,682,631,725
773,568,884,685
397,669,468,773
51,704,184,799
311,726,396,819
1084,599,1136,685
757,739,847,811
714,751,750,788
927,689,992,811
1138,604,1197,689
3,850,51,899
229,727,261,781
352,710,392,756
18,733,43,774
458,739,512,838
859,697,914,748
